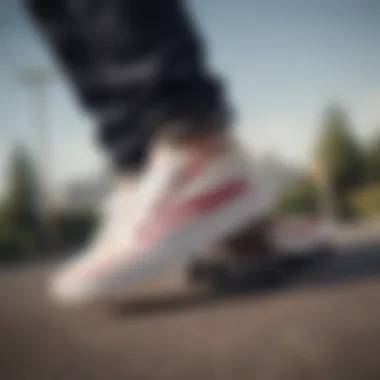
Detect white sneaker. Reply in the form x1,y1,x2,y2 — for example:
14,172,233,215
49,176,139,304
50,140,272,305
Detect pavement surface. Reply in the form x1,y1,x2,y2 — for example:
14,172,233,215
1,246,380,380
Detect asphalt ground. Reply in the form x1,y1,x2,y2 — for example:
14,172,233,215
0,246,380,380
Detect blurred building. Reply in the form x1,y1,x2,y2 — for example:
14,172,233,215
59,175,112,211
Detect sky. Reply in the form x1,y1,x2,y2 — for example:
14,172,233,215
0,0,379,194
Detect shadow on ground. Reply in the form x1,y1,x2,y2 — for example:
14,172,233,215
113,245,380,318
1,245,380,380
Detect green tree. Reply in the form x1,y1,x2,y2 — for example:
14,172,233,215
365,131,380,184
6,146,40,225
315,104,364,217
348,185,380,219
276,176,319,216
55,209,97,250
0,145,43,261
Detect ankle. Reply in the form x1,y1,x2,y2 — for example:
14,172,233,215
181,130,231,153
153,129,233,162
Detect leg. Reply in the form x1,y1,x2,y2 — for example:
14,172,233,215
25,0,230,172
26,1,272,305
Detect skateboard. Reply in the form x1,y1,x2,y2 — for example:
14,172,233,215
187,255,283,291
187,217,284,291
186,217,333,291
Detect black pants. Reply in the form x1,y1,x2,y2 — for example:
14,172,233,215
26,0,231,172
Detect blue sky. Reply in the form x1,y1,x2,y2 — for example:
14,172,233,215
0,0,379,194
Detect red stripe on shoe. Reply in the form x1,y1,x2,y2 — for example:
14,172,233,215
170,178,248,217
137,178,250,245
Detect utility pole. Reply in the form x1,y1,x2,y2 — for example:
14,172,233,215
16,67,58,253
